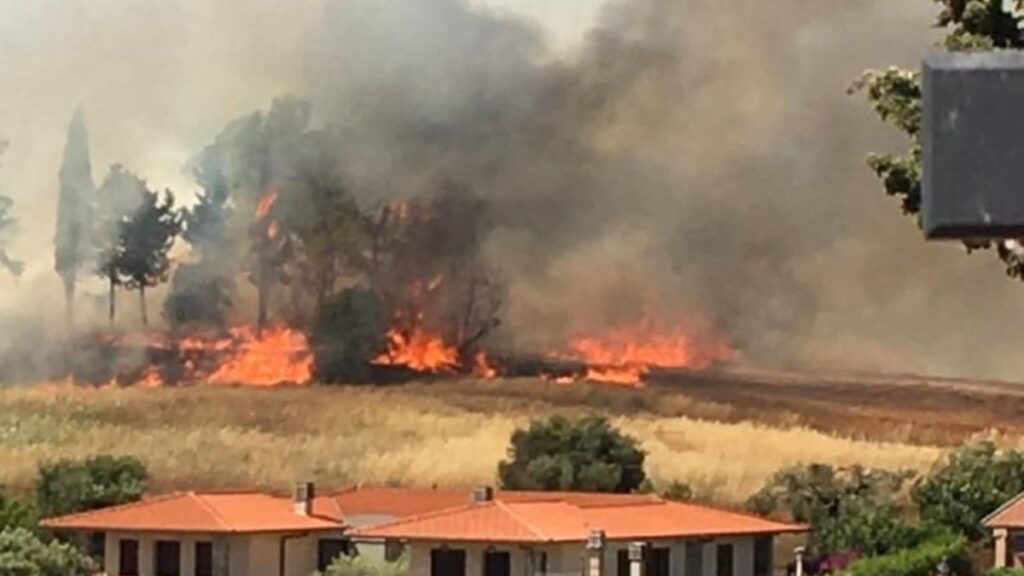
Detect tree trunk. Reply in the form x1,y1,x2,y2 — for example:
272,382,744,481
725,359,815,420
139,285,148,327
63,276,75,329
257,271,269,338
108,273,116,327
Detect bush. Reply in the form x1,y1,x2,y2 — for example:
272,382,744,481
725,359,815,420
318,554,409,576
0,487,36,532
912,441,1024,542
748,463,911,525
660,480,694,502
0,528,95,576
311,287,387,383
36,455,147,518
840,531,968,576
498,415,646,493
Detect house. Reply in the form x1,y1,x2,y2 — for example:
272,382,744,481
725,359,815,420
353,487,806,576
984,492,1024,568
41,484,805,576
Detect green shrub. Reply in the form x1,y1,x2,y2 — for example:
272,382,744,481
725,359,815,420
841,531,968,576
0,487,36,532
660,480,694,502
311,287,387,383
36,455,147,518
913,441,1024,541
318,554,409,576
0,528,95,576
498,415,646,493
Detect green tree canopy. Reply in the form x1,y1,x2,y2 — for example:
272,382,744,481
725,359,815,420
853,0,1024,278
117,188,182,327
0,487,36,532
35,455,147,518
912,441,1024,541
311,286,387,383
498,415,646,493
94,164,146,325
0,528,95,576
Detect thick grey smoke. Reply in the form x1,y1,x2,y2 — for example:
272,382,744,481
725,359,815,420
2,0,1023,379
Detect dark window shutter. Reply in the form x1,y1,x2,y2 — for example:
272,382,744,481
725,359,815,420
318,539,352,571
119,539,139,576
155,541,181,576
195,542,213,576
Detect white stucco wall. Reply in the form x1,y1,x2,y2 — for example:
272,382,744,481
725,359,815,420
406,536,760,576
99,530,346,576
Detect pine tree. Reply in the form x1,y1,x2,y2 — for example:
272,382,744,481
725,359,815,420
53,109,95,326
94,165,145,326
117,188,181,327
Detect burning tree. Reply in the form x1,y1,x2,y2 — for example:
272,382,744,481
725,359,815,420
54,109,95,326
0,140,22,278
370,187,503,374
116,188,181,327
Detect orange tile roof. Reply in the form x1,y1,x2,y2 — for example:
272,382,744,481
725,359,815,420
40,492,344,534
984,492,1024,528
354,497,806,543
326,486,659,521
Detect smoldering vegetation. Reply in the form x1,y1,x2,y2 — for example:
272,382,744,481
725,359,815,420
0,0,1022,382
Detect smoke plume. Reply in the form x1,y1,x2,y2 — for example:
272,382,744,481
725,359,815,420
2,0,1023,380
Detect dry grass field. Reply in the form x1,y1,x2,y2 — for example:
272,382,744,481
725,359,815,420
6,370,1019,504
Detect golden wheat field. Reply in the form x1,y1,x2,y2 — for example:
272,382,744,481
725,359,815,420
2,374,1005,504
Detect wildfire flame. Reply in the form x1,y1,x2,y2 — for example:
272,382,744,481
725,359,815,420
373,327,460,373
255,189,278,220
207,326,313,387
553,322,733,387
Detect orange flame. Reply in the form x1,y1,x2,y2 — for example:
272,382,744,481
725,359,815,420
554,321,733,387
255,189,279,220
207,326,313,387
373,327,459,373
472,351,500,378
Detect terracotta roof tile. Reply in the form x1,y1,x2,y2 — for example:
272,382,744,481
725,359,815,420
984,492,1024,528
354,497,805,543
40,492,344,534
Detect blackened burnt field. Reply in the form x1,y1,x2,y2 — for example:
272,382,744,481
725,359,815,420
2,370,1021,504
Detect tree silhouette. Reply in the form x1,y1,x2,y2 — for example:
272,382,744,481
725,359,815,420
94,165,145,326
0,140,23,278
117,188,181,327
54,109,95,327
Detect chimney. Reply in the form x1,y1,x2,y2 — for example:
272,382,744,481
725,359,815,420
293,481,315,516
471,486,494,504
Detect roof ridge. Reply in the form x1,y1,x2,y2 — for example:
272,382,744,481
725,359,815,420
40,491,186,525
191,492,235,532
351,501,490,534
494,500,553,541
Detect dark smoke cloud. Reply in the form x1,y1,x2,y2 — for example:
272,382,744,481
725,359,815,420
3,0,1023,379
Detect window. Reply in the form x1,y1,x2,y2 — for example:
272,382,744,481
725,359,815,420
484,550,511,576
617,549,630,576
318,539,352,571
195,542,213,576
118,539,139,576
88,532,106,563
716,544,734,576
154,540,181,576
753,536,773,576
646,547,670,576
431,548,466,576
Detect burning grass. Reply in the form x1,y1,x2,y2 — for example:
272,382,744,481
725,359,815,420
0,377,1001,504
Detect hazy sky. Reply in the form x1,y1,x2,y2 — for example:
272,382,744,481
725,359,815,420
470,0,606,52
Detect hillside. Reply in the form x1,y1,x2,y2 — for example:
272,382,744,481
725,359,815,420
5,370,1021,505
